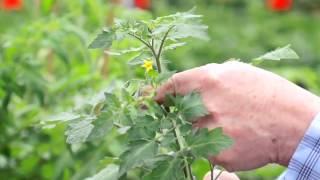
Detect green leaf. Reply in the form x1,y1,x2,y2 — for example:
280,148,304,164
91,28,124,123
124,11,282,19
169,24,209,41
142,155,171,170
47,112,80,122
104,46,145,56
128,115,158,141
65,116,95,144
85,164,119,180
152,8,209,41
87,111,114,141
142,156,183,180
89,29,114,49
117,126,131,135
255,45,299,61
171,92,208,122
119,140,158,176
155,71,176,84
127,52,151,66
186,128,233,158
164,42,186,51
104,92,121,109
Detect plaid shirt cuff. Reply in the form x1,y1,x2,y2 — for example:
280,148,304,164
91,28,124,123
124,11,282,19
279,113,320,180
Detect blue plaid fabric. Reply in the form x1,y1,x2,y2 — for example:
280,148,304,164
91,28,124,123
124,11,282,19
279,113,320,180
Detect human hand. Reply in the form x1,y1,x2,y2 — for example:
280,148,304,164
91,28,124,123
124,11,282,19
203,170,239,180
156,61,320,171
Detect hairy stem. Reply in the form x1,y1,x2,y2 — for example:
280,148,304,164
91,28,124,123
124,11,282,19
171,119,193,180
128,33,151,48
128,33,160,73
155,26,175,73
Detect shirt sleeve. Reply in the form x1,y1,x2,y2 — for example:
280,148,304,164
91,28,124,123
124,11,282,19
278,113,320,180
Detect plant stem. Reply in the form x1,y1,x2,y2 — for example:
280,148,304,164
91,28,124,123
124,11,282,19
155,25,175,73
171,119,193,180
128,33,160,73
208,160,214,180
128,33,151,48
214,169,224,180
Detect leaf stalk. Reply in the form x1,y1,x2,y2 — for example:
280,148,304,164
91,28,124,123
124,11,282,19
171,119,193,180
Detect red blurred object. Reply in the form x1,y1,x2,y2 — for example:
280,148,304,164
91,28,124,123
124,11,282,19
267,0,293,11
134,0,151,10
1,0,23,10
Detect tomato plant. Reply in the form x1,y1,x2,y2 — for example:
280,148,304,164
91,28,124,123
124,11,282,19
47,9,232,180
46,8,299,180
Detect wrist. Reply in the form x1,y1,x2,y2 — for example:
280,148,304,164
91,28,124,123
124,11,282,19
275,92,320,166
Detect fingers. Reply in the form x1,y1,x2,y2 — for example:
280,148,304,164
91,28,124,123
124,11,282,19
192,114,220,129
154,77,176,103
203,170,240,180
155,65,212,103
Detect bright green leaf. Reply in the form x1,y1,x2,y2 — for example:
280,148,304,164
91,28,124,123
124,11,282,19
85,164,119,180
255,45,299,61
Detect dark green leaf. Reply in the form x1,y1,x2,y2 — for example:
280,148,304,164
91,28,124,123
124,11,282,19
142,156,183,180
171,92,208,122
186,128,233,158
128,115,158,141
119,140,158,176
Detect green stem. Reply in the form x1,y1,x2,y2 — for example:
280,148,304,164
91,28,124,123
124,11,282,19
208,160,214,180
128,33,151,49
128,33,160,73
155,26,175,73
214,168,224,180
171,119,193,180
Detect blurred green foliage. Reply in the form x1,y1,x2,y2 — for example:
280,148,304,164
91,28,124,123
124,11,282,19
1,0,320,179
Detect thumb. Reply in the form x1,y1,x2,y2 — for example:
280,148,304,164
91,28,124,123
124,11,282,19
203,170,240,180
155,66,208,103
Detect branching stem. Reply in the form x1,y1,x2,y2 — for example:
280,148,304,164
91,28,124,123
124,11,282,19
128,26,174,74
155,26,175,73
128,33,159,72
171,119,193,180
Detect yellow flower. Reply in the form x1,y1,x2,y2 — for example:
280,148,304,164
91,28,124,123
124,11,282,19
141,60,153,72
